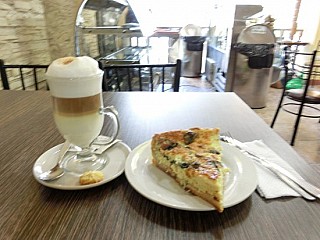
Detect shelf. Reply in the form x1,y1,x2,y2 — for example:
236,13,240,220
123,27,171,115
79,26,143,37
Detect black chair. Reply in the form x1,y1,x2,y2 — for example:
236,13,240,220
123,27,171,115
99,59,181,92
271,49,320,145
0,59,49,90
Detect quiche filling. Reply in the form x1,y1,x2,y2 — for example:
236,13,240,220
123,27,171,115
151,127,227,212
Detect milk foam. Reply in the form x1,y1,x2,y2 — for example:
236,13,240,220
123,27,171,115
46,56,103,98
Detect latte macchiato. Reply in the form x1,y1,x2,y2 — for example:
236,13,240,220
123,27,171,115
46,56,104,148
46,56,119,174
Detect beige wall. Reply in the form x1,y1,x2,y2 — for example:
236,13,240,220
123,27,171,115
43,0,82,61
0,0,82,65
80,8,99,58
0,0,51,64
298,0,320,52
0,0,82,90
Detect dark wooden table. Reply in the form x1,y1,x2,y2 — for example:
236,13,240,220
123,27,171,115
0,91,319,240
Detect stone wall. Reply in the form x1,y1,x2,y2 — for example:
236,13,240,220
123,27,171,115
80,8,99,58
0,0,82,90
43,0,82,61
0,0,51,89
0,0,51,65
0,0,83,64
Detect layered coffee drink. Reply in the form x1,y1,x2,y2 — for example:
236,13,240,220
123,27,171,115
46,56,104,148
52,93,103,148
46,56,119,174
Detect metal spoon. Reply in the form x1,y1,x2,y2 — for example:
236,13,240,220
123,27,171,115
38,141,70,181
39,139,121,181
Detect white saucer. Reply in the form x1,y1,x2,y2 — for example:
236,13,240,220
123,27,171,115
33,142,131,190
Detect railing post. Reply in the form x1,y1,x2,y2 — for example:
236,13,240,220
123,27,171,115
0,59,10,90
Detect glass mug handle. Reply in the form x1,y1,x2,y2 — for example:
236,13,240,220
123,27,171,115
98,106,120,144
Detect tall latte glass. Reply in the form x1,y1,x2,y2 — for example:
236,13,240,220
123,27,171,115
46,56,119,174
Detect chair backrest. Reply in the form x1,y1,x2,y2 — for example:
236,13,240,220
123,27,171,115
0,59,49,90
271,49,320,146
285,50,320,103
99,59,181,92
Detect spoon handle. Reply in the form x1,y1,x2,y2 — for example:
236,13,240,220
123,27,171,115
56,141,71,166
92,139,121,155
38,141,70,181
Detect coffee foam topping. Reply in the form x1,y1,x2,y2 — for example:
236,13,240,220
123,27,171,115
46,56,101,78
46,56,103,98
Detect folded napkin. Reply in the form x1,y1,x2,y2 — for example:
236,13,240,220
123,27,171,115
242,140,301,199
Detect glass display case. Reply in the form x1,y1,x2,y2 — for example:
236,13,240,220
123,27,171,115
75,0,144,59
75,0,182,65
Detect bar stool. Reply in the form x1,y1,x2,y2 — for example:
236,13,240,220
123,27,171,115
270,48,320,146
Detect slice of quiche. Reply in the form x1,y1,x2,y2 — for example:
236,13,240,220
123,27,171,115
151,127,227,212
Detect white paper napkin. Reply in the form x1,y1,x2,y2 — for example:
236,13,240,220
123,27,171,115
242,140,301,199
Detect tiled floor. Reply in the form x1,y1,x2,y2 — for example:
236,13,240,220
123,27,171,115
179,76,216,92
179,77,320,165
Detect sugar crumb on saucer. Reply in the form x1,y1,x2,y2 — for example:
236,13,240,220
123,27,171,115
79,171,104,185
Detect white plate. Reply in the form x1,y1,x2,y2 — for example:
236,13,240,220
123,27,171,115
33,142,131,190
125,141,257,211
